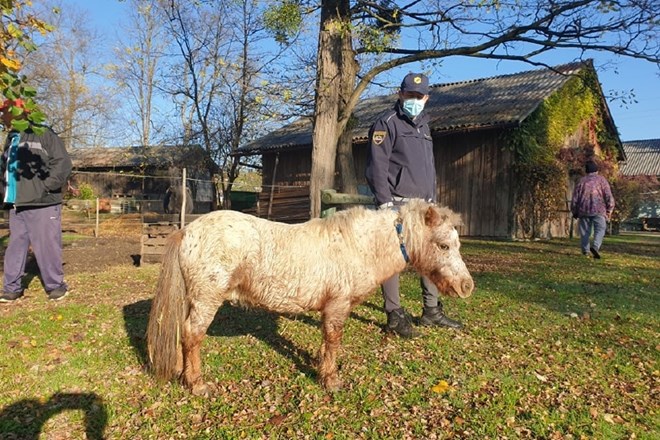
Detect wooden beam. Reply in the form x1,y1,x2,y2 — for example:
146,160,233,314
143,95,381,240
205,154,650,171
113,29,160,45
320,189,374,206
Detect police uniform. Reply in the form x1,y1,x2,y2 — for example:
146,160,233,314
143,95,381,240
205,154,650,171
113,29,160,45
365,101,436,207
364,73,463,335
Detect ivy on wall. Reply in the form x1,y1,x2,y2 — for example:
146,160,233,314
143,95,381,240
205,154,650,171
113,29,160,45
514,161,567,239
503,68,619,238
507,71,600,164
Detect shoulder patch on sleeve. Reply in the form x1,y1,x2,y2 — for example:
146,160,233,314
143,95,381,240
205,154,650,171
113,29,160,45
372,130,386,146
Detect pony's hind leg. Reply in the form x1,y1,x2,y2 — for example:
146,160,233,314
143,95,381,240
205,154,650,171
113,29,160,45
318,301,351,391
181,302,219,396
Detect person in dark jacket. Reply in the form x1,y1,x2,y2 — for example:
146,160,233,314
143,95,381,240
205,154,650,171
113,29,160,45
570,160,615,259
0,99,72,302
365,72,463,338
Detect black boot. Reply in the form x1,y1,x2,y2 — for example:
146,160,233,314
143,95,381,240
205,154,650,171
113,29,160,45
420,306,463,330
386,308,419,338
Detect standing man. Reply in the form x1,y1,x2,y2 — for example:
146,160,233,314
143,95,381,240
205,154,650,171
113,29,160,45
0,99,72,302
570,160,615,259
365,72,463,338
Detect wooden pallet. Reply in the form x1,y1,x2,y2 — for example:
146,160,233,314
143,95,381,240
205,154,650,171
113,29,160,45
140,214,206,264
140,222,179,264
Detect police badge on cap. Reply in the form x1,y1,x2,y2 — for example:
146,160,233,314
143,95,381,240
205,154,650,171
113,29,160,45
401,73,429,95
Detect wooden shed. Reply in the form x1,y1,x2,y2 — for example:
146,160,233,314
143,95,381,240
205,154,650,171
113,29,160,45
237,61,623,238
69,145,216,213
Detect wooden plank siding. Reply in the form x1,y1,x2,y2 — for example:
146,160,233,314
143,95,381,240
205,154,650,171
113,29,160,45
435,131,514,237
251,151,312,222
255,132,516,237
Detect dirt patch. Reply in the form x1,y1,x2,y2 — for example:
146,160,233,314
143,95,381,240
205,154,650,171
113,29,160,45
63,214,145,273
63,235,142,273
0,213,146,275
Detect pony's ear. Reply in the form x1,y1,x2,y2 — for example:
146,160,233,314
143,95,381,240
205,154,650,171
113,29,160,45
424,206,445,227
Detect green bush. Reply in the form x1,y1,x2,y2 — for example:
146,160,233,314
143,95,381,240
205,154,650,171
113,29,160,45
77,183,96,200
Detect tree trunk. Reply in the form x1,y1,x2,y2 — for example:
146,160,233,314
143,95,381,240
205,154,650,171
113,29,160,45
310,0,349,218
337,29,358,194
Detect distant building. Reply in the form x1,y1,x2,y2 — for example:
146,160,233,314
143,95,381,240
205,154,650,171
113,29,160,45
619,139,660,178
619,139,660,228
69,145,216,213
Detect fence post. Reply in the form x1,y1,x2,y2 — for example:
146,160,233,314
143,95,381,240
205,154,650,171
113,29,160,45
320,189,375,217
94,197,100,237
180,168,187,228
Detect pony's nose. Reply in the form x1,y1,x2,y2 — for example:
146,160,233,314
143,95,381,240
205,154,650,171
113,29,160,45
460,279,474,297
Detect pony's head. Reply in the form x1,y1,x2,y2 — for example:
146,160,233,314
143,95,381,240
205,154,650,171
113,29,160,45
401,200,474,298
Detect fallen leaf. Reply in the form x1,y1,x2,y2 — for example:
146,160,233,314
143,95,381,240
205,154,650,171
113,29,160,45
534,372,548,382
603,413,618,424
431,380,450,394
268,414,287,426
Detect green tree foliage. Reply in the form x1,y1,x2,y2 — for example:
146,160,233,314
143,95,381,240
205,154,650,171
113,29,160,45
0,0,51,133
506,72,601,164
76,182,95,200
263,0,302,44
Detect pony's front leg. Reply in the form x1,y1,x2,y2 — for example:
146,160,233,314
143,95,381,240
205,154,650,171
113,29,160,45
181,305,216,396
319,302,351,391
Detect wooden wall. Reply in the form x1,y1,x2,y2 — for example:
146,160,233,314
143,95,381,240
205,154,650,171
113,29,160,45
252,151,312,222
434,130,514,237
347,129,514,237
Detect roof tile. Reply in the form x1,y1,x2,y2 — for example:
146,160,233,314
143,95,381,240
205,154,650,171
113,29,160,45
241,61,586,154
620,139,660,176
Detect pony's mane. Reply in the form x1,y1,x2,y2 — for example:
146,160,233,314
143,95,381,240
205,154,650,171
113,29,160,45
306,205,374,234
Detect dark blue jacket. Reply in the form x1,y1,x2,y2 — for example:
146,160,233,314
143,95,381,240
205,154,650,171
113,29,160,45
365,101,436,206
1,127,72,209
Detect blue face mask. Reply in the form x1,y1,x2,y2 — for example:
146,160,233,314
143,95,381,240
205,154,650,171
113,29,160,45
402,98,425,118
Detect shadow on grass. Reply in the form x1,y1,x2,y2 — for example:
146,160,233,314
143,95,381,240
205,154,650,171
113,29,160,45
464,234,660,261
0,249,43,292
122,299,152,366
208,305,319,379
0,392,107,440
123,300,349,383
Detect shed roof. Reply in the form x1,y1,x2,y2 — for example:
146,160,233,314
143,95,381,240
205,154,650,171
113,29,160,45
70,145,210,170
240,60,616,155
619,139,660,176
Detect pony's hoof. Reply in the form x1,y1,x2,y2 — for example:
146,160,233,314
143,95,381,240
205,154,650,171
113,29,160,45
323,377,343,392
191,381,210,397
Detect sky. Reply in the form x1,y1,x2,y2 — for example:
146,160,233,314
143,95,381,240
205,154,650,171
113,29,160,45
65,0,659,143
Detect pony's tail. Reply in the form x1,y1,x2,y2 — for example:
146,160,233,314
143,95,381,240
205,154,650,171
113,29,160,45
146,229,188,381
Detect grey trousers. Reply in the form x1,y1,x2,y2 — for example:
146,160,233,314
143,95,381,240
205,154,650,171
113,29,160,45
3,205,67,294
382,273,440,313
578,215,607,254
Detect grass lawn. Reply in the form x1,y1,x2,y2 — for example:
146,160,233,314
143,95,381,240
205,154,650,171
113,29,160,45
0,233,658,439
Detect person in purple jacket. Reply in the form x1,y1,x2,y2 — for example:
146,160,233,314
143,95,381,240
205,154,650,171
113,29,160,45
570,160,615,259
0,99,72,302
365,72,462,338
